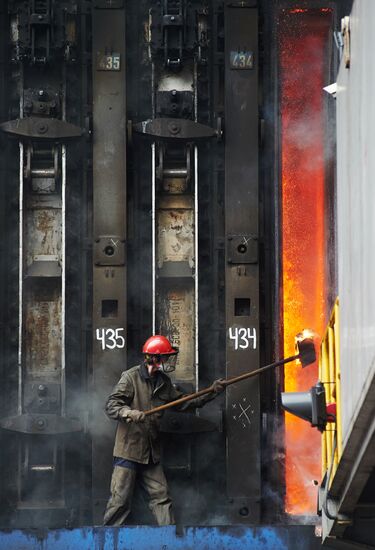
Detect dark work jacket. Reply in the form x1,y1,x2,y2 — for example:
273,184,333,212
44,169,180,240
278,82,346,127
105,364,215,464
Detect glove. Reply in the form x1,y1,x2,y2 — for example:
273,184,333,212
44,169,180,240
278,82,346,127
121,409,146,423
212,378,226,394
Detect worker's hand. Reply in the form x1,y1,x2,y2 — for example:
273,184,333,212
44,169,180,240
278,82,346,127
121,409,146,423
212,378,226,394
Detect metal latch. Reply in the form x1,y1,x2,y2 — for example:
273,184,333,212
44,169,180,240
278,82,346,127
0,414,82,435
227,235,258,264
0,116,83,140
133,117,219,141
94,236,125,266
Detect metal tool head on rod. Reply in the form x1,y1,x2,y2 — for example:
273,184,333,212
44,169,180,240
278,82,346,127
295,329,317,368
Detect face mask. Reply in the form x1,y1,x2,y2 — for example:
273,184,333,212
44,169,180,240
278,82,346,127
146,353,178,373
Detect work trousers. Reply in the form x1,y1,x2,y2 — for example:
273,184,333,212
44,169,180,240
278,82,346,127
103,462,174,526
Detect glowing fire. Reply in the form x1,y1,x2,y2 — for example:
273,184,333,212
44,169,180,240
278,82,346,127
279,8,332,514
295,329,315,341
295,329,317,367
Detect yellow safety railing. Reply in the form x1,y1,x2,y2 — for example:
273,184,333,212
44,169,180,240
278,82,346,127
319,297,342,485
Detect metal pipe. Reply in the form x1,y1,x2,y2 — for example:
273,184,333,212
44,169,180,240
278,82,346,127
152,143,156,334
162,167,188,178
322,339,332,467
30,168,55,178
61,144,66,417
194,146,199,393
18,142,23,416
61,64,67,417
30,465,55,472
18,64,24,417
328,326,337,474
334,299,342,458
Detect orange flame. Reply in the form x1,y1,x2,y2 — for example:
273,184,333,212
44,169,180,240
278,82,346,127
294,329,318,366
279,9,332,514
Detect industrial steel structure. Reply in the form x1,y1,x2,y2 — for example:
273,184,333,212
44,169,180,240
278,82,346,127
0,0,374,548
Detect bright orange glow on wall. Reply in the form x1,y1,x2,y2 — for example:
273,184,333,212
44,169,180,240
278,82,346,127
279,9,332,514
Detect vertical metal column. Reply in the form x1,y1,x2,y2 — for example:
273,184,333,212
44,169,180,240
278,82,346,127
0,2,89,527
18,142,24,417
153,142,198,387
224,3,260,523
92,3,127,524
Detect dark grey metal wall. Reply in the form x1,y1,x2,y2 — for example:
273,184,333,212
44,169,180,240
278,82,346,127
224,2,260,523
91,2,127,524
0,0,306,530
0,0,91,528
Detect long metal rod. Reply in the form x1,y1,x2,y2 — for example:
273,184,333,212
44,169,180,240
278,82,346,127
61,144,66,417
30,168,55,178
162,168,187,178
144,353,300,416
194,57,198,393
151,59,156,336
61,64,67,417
18,64,24,417
194,145,199,393
18,142,24,416
151,142,156,334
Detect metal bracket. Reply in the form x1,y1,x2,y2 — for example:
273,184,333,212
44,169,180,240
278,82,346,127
156,90,193,119
94,236,125,266
26,255,62,278
0,117,83,140
23,88,61,118
133,117,218,141
24,382,60,414
163,14,183,27
29,13,51,25
227,235,258,264
156,144,191,184
0,414,82,435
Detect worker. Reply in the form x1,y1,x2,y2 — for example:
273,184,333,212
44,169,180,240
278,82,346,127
103,335,225,526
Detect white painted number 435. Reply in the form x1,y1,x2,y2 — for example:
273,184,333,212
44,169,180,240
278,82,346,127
96,328,125,350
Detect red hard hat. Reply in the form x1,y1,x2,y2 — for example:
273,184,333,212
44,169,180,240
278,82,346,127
142,335,177,355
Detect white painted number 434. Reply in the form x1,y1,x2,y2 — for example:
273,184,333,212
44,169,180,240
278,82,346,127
96,328,125,350
228,327,257,350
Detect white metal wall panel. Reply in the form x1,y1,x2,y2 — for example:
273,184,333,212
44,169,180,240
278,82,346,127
336,0,375,446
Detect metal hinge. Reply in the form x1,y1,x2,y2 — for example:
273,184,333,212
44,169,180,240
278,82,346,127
133,117,220,142
0,117,83,141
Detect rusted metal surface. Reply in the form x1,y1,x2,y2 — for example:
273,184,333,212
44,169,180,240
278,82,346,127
156,168,196,383
158,286,195,382
157,209,194,267
25,208,62,270
162,177,187,193
24,291,62,378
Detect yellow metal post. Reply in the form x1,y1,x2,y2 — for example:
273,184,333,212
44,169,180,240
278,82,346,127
320,298,341,486
334,299,342,458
